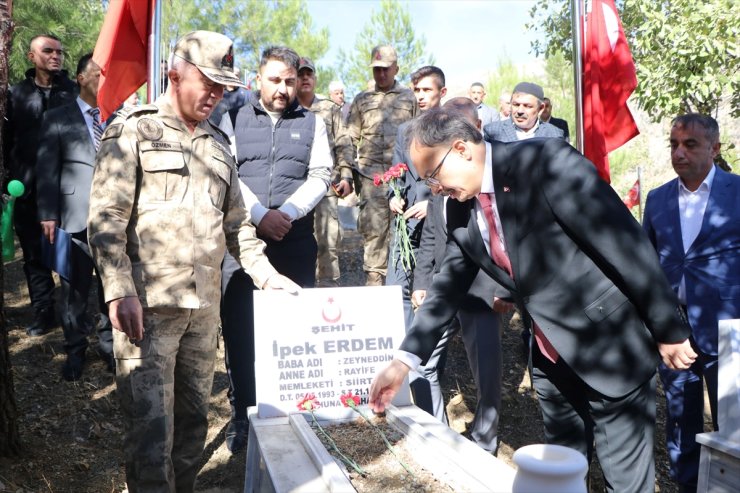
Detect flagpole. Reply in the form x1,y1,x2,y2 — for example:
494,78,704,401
147,0,162,103
637,165,642,222
571,0,585,153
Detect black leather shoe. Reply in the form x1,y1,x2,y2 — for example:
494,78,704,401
225,418,248,453
62,353,86,381
26,308,56,336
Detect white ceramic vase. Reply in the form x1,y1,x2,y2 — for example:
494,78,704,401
512,444,588,493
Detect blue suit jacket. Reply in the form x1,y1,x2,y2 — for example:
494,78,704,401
36,101,97,234
643,166,740,355
483,118,565,143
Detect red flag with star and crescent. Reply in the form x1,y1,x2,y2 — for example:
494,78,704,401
622,178,640,209
583,0,640,184
93,0,155,120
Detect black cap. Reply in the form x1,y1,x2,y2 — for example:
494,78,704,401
512,82,544,101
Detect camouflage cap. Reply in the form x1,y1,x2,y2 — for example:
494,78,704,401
369,45,397,68
173,31,246,88
298,57,315,72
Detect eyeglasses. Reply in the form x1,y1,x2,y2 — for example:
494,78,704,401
424,145,454,194
424,145,453,187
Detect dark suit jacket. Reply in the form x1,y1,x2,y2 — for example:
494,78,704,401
483,118,564,143
389,120,431,242
414,194,507,310
547,117,570,142
36,101,97,234
643,166,740,355
401,138,690,398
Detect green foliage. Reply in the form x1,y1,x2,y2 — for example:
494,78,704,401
162,0,329,78
9,0,104,83
542,50,576,137
484,56,522,108
527,0,740,121
336,0,434,96
314,65,337,96
485,51,575,136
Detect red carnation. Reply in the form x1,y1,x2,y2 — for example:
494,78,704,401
340,392,361,408
297,393,320,411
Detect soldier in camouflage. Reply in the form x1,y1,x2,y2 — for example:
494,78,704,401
296,57,354,286
87,31,298,493
347,45,418,285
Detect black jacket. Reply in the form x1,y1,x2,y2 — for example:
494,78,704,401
403,138,690,398
3,68,77,192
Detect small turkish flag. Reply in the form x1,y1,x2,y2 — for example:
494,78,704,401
622,178,640,209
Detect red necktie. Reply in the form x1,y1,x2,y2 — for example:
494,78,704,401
477,193,559,363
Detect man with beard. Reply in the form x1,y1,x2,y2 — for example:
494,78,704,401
218,46,332,452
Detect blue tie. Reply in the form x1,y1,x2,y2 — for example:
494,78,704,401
88,107,104,151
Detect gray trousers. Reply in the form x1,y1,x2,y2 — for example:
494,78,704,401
60,233,112,357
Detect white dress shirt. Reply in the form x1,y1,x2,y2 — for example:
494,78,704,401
76,96,98,146
515,119,540,140
676,165,715,303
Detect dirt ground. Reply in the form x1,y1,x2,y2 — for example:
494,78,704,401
0,228,683,492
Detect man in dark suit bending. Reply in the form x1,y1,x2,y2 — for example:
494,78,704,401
370,108,697,492
36,54,113,380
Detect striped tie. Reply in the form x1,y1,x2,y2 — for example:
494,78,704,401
89,107,104,151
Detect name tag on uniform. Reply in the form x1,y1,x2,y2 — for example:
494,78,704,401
139,141,182,153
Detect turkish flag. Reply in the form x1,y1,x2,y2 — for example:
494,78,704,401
583,0,639,183
93,0,155,121
622,178,640,209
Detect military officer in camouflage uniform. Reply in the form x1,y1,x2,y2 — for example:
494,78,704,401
87,31,298,493
347,45,418,285
296,57,354,286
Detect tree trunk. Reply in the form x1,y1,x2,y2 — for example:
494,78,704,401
0,0,20,458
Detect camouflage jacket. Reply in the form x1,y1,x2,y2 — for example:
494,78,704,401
347,80,417,175
305,96,354,193
87,99,277,309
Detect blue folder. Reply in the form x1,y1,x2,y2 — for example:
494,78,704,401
40,228,94,289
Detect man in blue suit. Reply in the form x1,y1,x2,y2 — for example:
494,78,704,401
36,54,113,380
483,82,564,142
643,113,740,493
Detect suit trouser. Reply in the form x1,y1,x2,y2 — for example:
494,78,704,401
314,194,341,287
659,349,718,493
114,304,219,493
221,231,317,420
384,220,421,335
457,308,501,453
60,231,112,357
385,227,446,421
532,345,656,493
356,177,391,281
13,195,55,315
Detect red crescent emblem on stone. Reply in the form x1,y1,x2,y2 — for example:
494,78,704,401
321,297,342,323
